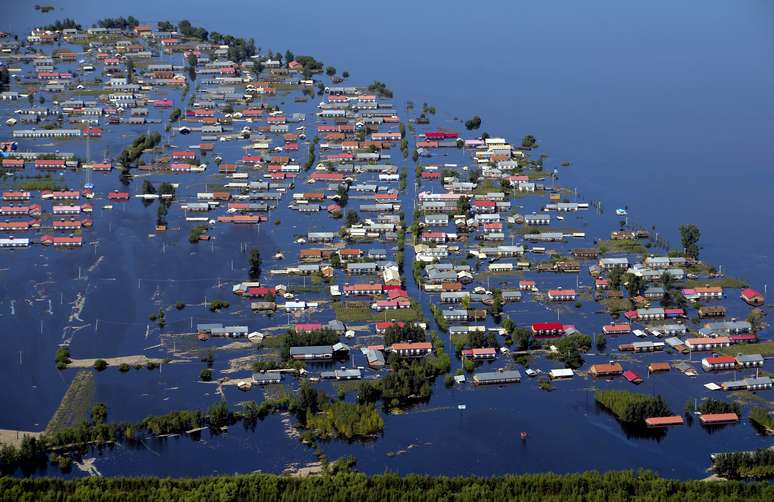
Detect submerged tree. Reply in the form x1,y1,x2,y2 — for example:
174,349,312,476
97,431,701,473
248,248,261,280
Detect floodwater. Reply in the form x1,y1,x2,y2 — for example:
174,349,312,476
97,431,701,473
2,0,773,479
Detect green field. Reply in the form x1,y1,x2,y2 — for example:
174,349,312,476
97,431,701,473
333,301,423,322
45,370,95,434
718,342,774,357
597,239,648,255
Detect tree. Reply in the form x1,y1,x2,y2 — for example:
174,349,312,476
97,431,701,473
465,116,482,130
200,368,213,381
126,58,134,84
383,324,426,346
521,135,537,148
608,267,625,290
93,359,108,371
156,204,167,227
91,403,108,425
622,272,643,297
248,248,261,280
491,289,503,321
747,308,765,332
679,224,701,259
326,66,336,76
157,20,175,32
345,210,359,227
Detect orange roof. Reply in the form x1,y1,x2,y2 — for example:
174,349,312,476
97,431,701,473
648,362,671,372
392,342,432,351
699,413,739,424
590,362,623,374
645,416,684,427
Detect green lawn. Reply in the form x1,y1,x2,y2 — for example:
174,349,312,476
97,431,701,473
333,301,423,322
597,240,648,255
718,342,774,357
681,277,748,289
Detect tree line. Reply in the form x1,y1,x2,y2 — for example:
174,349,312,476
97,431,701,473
1,469,772,500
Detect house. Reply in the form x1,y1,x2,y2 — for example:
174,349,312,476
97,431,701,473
623,370,643,384
701,355,737,372
698,305,726,318
473,370,521,385
502,290,522,302
547,288,576,301
442,309,468,322
320,369,362,380
699,413,739,425
631,341,664,352
736,354,764,368
0,237,30,248
289,346,334,360
531,322,573,338
590,362,624,377
643,286,665,299
685,336,731,351
549,368,575,380
602,323,630,336
645,416,684,427
461,348,497,360
741,288,765,306
366,348,385,369
343,283,383,296
372,297,411,311
599,257,629,270
252,372,281,385
682,286,723,300
519,279,536,291
375,321,406,335
390,342,432,358
648,362,671,373
524,214,551,225
40,235,82,247
704,321,752,334
721,376,772,392
488,262,513,273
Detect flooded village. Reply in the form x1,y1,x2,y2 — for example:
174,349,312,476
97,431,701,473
0,15,772,481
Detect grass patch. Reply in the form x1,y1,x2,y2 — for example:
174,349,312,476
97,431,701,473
718,342,774,357
604,297,633,314
333,301,422,322
681,277,748,289
45,370,95,434
260,333,288,349
16,177,65,191
597,240,647,255
750,407,774,434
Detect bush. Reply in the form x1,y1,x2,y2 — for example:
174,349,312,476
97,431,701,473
55,346,71,369
200,368,213,382
119,363,130,373
93,359,108,371
209,300,229,312
595,389,671,425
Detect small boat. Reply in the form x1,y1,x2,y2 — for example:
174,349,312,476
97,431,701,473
5,118,17,126
615,208,628,216
520,432,528,441
236,381,252,392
